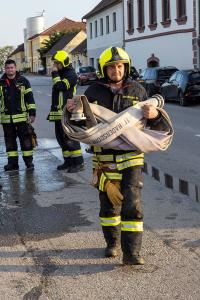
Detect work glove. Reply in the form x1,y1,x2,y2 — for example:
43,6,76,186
29,116,35,123
104,180,124,206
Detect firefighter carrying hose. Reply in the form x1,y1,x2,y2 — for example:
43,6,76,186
48,50,84,173
0,59,36,171
67,47,170,266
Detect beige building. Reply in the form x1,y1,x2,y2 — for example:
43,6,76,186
9,44,25,71
26,34,49,72
26,17,86,73
44,30,87,74
70,39,87,72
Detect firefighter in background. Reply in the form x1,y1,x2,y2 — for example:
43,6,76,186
67,47,167,265
48,50,84,173
0,59,36,171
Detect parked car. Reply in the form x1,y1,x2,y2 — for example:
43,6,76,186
161,69,200,106
38,66,46,75
138,66,178,96
77,66,98,85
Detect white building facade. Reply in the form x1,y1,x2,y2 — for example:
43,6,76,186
124,0,199,71
83,0,123,69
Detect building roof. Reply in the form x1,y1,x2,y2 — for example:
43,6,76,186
41,17,86,36
82,0,122,19
44,31,80,57
9,43,24,56
70,39,87,55
28,33,40,40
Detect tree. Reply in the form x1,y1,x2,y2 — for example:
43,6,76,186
37,29,80,70
0,46,14,69
37,32,65,70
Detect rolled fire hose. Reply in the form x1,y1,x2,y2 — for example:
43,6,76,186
61,94,174,153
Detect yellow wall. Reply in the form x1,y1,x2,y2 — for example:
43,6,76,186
26,35,49,72
9,51,25,72
46,30,87,74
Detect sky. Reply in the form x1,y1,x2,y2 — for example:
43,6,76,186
0,0,100,47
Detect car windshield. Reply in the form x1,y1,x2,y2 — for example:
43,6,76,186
79,67,95,73
189,72,200,82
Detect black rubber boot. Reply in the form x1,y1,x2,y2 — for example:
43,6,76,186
68,157,84,173
122,255,145,265
4,163,19,172
26,162,34,170
121,231,144,265
57,158,71,170
102,226,120,258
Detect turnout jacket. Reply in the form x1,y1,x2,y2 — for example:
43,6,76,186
0,72,36,124
84,78,163,171
48,66,77,121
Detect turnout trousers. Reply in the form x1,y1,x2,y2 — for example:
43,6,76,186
99,166,144,259
2,122,33,166
55,121,84,166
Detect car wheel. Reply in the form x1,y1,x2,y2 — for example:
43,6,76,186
178,91,187,106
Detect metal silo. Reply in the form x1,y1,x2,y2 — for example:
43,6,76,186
26,11,45,39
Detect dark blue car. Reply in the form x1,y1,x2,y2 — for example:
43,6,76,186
161,70,200,106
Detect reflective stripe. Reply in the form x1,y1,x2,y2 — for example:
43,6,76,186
117,158,144,170
49,111,62,121
62,78,70,89
49,111,62,116
95,154,114,161
93,146,102,152
53,77,61,84
22,150,33,157
63,149,82,158
12,113,28,123
100,216,121,227
21,86,26,112
121,221,143,232
116,152,144,163
99,172,122,191
7,151,18,157
99,173,107,191
73,85,77,96
24,88,32,94
1,113,28,123
58,92,63,109
0,114,11,123
93,152,143,163
0,86,5,112
63,150,70,157
27,104,36,110
70,149,82,157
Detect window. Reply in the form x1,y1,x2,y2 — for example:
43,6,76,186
90,58,94,67
177,0,186,19
100,18,104,35
89,23,93,39
127,0,134,32
162,0,170,21
176,0,187,24
137,0,145,31
95,20,98,37
106,15,110,34
113,12,117,31
149,0,157,25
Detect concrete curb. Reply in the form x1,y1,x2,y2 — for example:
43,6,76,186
143,161,200,202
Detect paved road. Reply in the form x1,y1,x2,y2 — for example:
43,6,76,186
0,75,199,299
0,140,200,299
